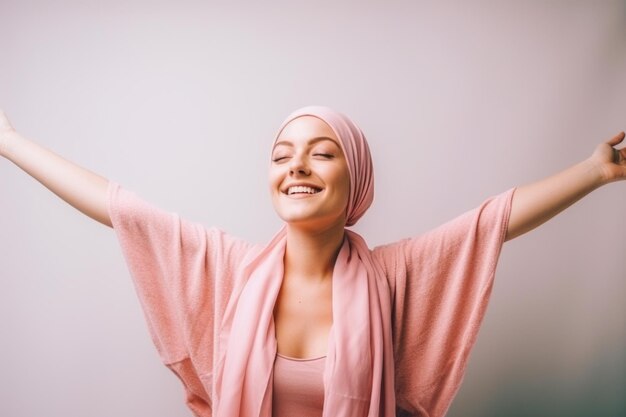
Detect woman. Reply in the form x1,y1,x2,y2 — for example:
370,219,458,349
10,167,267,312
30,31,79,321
0,105,624,417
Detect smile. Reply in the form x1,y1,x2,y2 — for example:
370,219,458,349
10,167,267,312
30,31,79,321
286,186,322,195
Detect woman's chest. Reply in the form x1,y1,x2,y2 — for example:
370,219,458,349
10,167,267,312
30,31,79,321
273,277,333,359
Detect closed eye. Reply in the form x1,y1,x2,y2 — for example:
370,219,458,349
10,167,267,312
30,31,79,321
313,153,334,159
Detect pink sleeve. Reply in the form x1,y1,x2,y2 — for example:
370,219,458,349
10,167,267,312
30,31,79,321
107,181,253,416
372,188,515,417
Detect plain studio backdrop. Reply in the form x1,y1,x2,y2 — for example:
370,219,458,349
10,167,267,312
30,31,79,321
1,1,624,416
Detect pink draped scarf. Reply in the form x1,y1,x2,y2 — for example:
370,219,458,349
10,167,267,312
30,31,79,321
213,106,396,417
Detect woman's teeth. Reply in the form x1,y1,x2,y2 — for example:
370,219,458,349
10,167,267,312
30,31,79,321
287,186,321,195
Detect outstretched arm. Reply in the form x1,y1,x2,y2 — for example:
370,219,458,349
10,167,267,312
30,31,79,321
505,132,625,241
0,110,112,227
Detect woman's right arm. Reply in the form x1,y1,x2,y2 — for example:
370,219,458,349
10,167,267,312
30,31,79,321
0,110,112,227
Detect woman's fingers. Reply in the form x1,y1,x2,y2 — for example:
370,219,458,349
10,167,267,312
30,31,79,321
605,132,625,164
0,110,15,132
606,131,625,146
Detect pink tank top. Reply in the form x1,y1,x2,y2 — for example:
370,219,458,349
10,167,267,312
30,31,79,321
272,353,326,417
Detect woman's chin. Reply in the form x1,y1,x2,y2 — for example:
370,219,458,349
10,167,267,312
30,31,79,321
280,212,346,232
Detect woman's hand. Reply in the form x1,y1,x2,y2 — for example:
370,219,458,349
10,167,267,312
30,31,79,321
0,110,17,157
589,131,626,185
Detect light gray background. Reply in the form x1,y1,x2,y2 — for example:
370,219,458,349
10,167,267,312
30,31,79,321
1,1,624,416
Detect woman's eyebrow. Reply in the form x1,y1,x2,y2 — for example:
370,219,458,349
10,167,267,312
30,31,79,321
273,136,340,150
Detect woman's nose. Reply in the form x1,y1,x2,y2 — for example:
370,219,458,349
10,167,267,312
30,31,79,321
289,154,311,176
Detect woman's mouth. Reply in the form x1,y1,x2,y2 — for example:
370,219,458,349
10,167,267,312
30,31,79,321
286,185,322,195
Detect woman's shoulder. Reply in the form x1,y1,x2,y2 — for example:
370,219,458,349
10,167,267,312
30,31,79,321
205,226,265,259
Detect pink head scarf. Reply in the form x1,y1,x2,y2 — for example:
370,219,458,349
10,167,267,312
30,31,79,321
213,106,396,417
273,105,374,226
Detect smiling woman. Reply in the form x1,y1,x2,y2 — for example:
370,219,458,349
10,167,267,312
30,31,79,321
270,116,350,231
0,103,624,417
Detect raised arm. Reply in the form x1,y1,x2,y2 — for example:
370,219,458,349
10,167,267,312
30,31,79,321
0,110,112,227
505,131,625,241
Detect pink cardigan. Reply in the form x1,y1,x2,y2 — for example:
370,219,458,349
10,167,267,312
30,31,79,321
107,181,515,417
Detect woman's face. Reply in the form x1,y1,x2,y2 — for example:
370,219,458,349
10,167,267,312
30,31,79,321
269,115,350,230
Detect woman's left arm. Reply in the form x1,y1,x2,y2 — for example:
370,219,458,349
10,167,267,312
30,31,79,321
505,131,625,241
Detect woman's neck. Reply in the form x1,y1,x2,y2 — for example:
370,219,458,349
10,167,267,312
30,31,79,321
283,224,345,283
